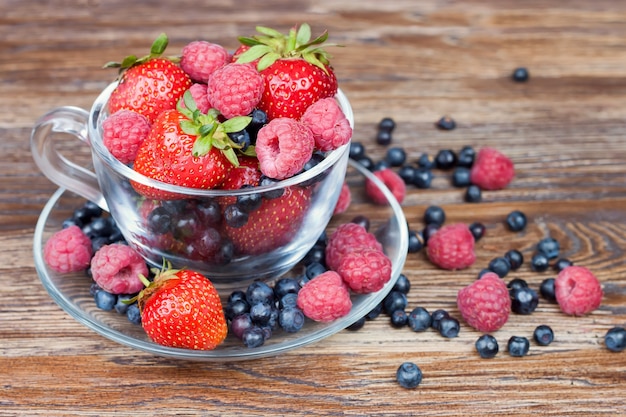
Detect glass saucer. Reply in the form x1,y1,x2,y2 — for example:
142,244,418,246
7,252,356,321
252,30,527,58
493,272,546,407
33,159,408,361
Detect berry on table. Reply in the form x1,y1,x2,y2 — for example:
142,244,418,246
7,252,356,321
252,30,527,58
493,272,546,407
398,164,417,184
90,243,149,295
470,147,515,190
412,168,433,188
43,225,93,274
507,336,530,357
510,286,539,315
530,252,550,272
504,249,524,271
457,272,511,332
392,273,411,294
452,167,471,187
385,147,407,167
554,258,573,272
346,316,366,331
390,309,408,328
296,271,352,322
430,309,450,331
457,145,476,167
434,149,457,169
506,210,527,231
488,256,511,278
396,362,423,389
539,278,557,302
383,291,408,315
427,223,476,270
407,230,424,253
464,184,482,203
536,237,560,260
555,266,603,316
435,115,456,130
604,327,626,352
468,222,486,241
349,141,366,160
533,325,555,346
475,334,499,359
512,67,530,82
438,316,461,338
378,117,396,132
407,307,432,332
424,205,446,226
417,153,436,170
376,129,392,146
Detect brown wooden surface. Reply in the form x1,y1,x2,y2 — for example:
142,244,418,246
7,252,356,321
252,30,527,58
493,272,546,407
2,1,625,416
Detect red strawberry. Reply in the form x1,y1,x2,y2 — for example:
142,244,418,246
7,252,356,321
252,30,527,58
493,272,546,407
219,155,262,190
106,34,192,124
235,24,338,120
136,265,227,350
222,186,312,255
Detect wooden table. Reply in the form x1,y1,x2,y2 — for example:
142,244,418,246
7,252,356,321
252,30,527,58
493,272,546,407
2,1,625,415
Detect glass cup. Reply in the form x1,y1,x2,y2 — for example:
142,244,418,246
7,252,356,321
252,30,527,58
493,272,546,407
31,82,352,287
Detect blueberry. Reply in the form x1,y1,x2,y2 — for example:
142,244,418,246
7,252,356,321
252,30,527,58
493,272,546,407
246,281,275,305
356,156,375,171
533,325,554,346
438,316,460,338
258,176,285,199
539,278,557,302
236,189,263,213
303,244,325,266
434,149,457,169
248,108,268,138
279,307,305,333
468,222,486,241
365,302,383,320
83,216,114,239
488,256,511,278
477,268,492,279
457,146,476,168
396,362,423,389
227,129,251,151
435,116,456,131
430,309,450,331
305,261,327,280
390,310,408,328
242,326,266,348
378,117,396,132
506,210,527,232
383,291,408,314
126,303,141,325
508,336,530,357
407,307,432,332
373,159,390,171
224,298,250,320
278,293,299,310
422,225,439,245
346,316,366,331
510,287,539,315
416,153,436,170
452,167,471,187
554,258,573,272
424,205,446,226
224,204,249,228
273,277,301,299
512,67,529,82
228,290,247,304
392,273,411,294
507,278,528,292
475,334,499,359
398,165,417,184
230,313,254,339
412,168,433,188
114,294,135,315
249,302,273,325
504,249,524,270
464,185,482,203
385,147,407,167
537,237,560,260
94,289,117,311
349,141,366,160
604,327,626,352
376,129,392,146
407,230,424,253
531,252,550,272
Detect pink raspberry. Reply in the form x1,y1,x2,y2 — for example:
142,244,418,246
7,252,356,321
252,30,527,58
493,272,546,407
470,147,515,190
255,117,315,180
297,271,352,322
43,225,93,273
300,97,352,152
102,110,151,164
333,182,351,215
180,40,229,83
427,223,476,270
325,222,383,271
206,63,264,119
365,168,406,205
90,243,149,294
555,266,603,316
457,272,511,332
337,248,392,293
183,83,211,114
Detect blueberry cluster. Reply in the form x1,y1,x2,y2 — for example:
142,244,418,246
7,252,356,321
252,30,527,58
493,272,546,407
226,108,268,151
475,325,554,359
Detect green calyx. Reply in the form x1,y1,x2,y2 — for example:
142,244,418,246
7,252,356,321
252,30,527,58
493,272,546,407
103,33,180,74
177,91,255,167
235,23,339,73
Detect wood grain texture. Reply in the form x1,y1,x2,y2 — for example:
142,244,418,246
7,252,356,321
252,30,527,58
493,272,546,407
1,1,625,416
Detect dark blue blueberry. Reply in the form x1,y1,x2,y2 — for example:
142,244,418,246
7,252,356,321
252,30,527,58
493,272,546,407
273,277,301,299
194,199,222,225
604,327,626,352
533,325,554,346
407,230,424,253
504,249,524,271
539,278,556,302
475,334,499,359
531,252,550,272
422,224,439,245
507,278,528,292
89,282,101,297
227,129,251,151
114,294,135,315
346,316,366,331
417,153,436,170
477,268,492,279
373,159,390,171
392,274,411,294
506,210,527,232
378,117,396,132
457,146,476,168
248,108,268,135
349,141,366,160
385,147,407,167
91,236,110,253
224,204,249,228
554,258,573,272
236,187,263,213
469,222,486,241
398,165,417,184
266,307,280,331
412,168,433,188
278,293,299,310
302,244,325,266
508,336,530,357
365,302,383,320
356,156,375,171
390,310,408,327
376,129,392,146
536,237,560,260
258,176,285,199
464,184,482,203
396,362,423,389
83,216,114,239
126,303,141,325
94,289,117,311
431,309,450,331
407,307,431,332
224,298,250,320
228,290,246,304
383,291,408,315
435,116,456,130
230,313,253,339
510,287,539,315
241,326,266,348
246,281,275,306
438,316,460,338
512,67,529,82
424,205,446,226
452,167,471,187
434,149,457,169
488,257,511,278
305,261,327,280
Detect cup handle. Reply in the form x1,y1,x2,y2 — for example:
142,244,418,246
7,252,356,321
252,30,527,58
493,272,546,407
30,106,108,211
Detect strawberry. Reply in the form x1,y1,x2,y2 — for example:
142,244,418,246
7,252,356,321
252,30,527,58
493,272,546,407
136,265,227,350
219,155,262,190
105,33,192,123
132,92,254,199
235,24,338,120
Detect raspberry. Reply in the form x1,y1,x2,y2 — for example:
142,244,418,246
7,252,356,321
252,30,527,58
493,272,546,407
332,182,351,215
180,40,229,83
457,272,511,332
325,222,383,271
255,117,315,180
365,168,406,204
337,248,392,293
43,225,93,273
102,109,151,164
184,83,211,114
469,147,515,190
426,223,476,270
90,243,149,295
555,266,603,316
300,97,352,152
297,271,352,322
206,63,264,119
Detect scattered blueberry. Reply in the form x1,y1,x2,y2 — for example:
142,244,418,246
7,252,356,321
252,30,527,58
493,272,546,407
383,291,408,314
242,326,266,348
378,117,396,132
431,309,450,331
356,155,375,171
508,336,530,357
373,159,390,171
279,307,306,333
350,215,371,231
398,165,417,184
530,252,550,272
346,316,366,331
456,146,476,167
475,334,499,359
407,307,432,332
94,289,117,311
422,223,440,245
385,147,407,166
392,273,411,294
512,67,529,82
510,286,539,315
536,237,560,260
452,167,471,187
349,141,366,160
506,210,527,232
365,302,384,320
438,316,460,338
424,205,446,226
504,249,524,270
507,278,528,292
396,362,423,389
604,327,626,352
434,149,457,169
468,222,486,241
488,256,511,278
435,116,456,130
412,168,433,188
416,153,436,170
464,184,482,203
533,325,554,346
477,268,492,279
305,261,327,280
390,310,408,328
376,129,392,146
554,258,573,272
539,278,557,302
407,230,424,253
